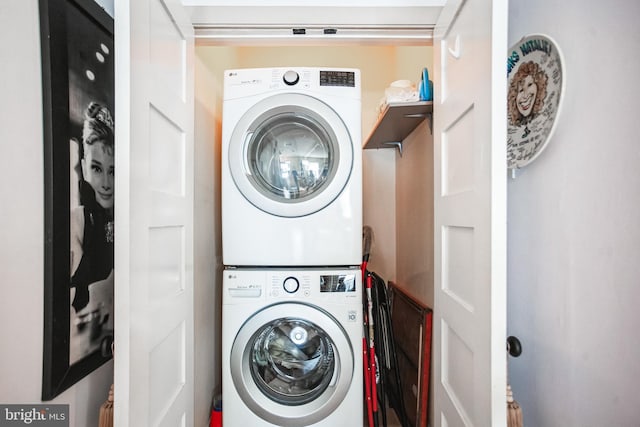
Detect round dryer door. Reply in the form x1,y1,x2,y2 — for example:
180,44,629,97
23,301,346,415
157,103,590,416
230,302,354,426
228,93,353,217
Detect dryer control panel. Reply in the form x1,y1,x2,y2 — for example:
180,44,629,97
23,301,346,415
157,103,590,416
319,70,356,87
223,67,361,100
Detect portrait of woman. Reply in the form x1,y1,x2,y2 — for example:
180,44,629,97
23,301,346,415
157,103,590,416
506,35,564,170
508,60,548,137
69,102,115,364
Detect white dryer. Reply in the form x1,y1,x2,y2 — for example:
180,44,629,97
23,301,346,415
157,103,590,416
222,67,362,267
222,267,363,427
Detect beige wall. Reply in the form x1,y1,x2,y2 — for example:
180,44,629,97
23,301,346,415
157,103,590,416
193,52,226,426
395,119,434,307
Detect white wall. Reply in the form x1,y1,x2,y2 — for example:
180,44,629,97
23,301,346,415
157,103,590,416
0,2,113,426
507,0,640,425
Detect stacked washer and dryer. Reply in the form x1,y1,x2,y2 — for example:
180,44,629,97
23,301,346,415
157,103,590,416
221,67,364,427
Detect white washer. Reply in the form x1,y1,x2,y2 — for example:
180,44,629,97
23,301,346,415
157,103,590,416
222,267,363,427
222,67,362,267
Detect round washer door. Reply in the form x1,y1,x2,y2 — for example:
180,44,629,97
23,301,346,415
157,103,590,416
228,93,353,218
230,302,354,426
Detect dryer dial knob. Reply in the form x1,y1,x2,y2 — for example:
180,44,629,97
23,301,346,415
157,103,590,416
283,70,299,86
283,276,300,294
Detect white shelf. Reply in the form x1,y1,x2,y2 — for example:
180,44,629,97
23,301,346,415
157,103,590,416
363,101,433,156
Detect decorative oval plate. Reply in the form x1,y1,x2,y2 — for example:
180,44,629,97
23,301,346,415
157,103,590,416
507,34,565,169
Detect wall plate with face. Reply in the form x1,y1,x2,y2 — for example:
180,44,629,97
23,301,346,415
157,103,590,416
507,34,565,170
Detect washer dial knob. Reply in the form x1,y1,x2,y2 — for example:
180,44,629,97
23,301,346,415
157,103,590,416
283,70,299,86
283,276,300,294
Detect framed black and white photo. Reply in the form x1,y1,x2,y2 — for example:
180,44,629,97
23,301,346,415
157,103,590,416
39,0,114,400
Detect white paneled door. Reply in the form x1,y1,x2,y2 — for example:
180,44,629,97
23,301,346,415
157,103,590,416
432,0,508,425
114,0,195,426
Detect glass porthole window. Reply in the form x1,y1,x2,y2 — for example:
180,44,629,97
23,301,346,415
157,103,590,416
250,318,335,405
229,302,355,425
247,113,337,203
228,93,353,218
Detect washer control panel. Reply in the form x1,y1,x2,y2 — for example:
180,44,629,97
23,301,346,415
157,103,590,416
269,271,357,298
223,269,361,302
271,273,311,298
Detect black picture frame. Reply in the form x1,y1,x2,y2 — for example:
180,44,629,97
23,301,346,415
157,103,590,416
39,0,115,401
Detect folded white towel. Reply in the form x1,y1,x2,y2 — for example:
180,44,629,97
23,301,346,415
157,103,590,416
384,80,419,103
